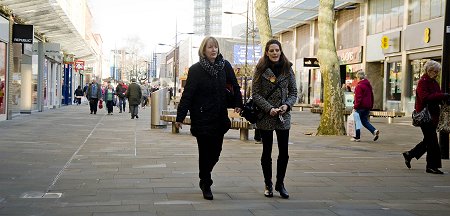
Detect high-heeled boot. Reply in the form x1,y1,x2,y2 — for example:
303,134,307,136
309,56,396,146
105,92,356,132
275,182,289,199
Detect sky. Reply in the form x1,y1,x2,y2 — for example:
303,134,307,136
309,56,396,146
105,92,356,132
87,0,194,56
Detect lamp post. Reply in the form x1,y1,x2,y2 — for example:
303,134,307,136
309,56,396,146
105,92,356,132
224,0,254,102
158,24,194,101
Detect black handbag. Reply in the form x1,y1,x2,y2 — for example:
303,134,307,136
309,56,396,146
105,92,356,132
240,77,287,123
240,98,259,123
412,105,431,127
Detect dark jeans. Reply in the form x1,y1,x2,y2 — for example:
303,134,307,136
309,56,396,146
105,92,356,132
408,123,442,168
196,134,224,187
260,129,290,186
129,105,138,117
89,98,99,113
142,96,148,107
106,100,114,114
118,97,126,112
355,109,376,139
254,129,261,141
76,98,81,105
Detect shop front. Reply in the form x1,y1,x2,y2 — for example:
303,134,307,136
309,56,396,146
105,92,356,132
0,15,9,120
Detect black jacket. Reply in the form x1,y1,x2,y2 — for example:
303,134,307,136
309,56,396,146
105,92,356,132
176,60,242,137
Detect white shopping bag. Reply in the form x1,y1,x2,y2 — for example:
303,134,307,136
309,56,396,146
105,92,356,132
347,111,362,137
346,113,356,137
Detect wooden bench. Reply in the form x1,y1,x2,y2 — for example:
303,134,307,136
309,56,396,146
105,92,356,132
160,109,255,141
310,107,405,124
292,103,315,111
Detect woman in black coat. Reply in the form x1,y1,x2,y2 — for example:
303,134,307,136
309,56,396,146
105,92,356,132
252,39,297,199
175,36,242,200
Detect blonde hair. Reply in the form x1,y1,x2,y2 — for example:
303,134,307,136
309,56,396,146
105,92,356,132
198,36,220,58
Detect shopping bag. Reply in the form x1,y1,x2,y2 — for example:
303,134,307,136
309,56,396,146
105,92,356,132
98,100,103,109
347,111,362,137
437,104,450,133
346,112,356,137
353,111,362,130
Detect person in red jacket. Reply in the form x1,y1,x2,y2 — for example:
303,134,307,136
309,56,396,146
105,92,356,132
351,70,379,142
402,60,450,174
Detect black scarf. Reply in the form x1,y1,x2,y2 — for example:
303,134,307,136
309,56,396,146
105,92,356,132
199,54,225,78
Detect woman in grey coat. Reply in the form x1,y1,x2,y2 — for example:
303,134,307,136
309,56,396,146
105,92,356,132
252,39,297,199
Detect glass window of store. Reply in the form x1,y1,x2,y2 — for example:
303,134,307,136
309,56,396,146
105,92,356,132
409,0,445,24
368,0,404,34
387,62,402,100
0,42,6,115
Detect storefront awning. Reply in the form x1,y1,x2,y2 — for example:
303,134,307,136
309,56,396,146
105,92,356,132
1,0,95,59
269,0,362,34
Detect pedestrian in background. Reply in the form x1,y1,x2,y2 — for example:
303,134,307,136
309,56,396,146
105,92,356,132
252,39,297,199
103,83,116,115
116,80,127,113
141,81,150,109
74,85,83,105
403,60,450,174
126,78,142,119
351,70,380,142
175,36,242,200
87,79,102,114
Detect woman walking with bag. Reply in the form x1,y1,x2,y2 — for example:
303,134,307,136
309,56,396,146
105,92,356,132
402,60,449,174
175,36,242,200
252,39,297,198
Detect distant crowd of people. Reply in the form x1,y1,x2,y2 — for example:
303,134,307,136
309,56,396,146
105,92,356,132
77,78,167,119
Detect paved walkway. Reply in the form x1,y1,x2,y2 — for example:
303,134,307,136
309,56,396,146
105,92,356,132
0,104,449,216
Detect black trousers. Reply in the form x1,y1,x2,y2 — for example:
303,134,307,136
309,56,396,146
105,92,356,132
196,134,224,187
106,100,114,113
89,98,99,113
408,123,442,168
260,129,290,186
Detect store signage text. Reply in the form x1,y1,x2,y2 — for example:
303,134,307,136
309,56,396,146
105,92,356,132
12,24,34,44
303,58,319,67
423,28,430,43
337,47,362,65
381,36,389,49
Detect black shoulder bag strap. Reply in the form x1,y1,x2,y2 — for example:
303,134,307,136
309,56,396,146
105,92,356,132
263,75,289,100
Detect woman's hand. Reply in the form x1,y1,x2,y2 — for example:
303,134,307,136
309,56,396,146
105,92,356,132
175,122,183,129
279,104,288,114
270,108,281,116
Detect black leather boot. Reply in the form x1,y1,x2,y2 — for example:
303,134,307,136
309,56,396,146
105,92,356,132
402,151,412,169
199,182,213,200
264,183,273,197
275,182,289,199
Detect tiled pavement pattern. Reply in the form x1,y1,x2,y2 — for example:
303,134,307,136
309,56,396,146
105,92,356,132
0,104,449,216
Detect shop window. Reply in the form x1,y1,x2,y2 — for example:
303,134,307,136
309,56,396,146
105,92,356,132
0,42,6,114
368,0,403,34
387,62,402,100
409,0,445,24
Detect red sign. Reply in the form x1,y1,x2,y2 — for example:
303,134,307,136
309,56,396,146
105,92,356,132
75,60,85,71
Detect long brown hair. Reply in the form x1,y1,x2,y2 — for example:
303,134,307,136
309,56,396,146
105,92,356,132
254,39,291,80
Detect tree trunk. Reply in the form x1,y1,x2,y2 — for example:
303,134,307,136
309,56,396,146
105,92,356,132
254,0,272,47
316,0,346,135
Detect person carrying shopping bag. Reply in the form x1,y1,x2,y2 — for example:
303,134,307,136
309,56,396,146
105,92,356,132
350,70,379,142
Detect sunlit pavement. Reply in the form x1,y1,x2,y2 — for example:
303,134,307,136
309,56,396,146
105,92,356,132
0,104,450,216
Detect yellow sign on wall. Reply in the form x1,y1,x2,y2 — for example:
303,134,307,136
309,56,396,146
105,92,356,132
381,36,389,49
424,28,430,43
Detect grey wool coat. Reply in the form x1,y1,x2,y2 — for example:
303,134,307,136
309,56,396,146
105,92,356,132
252,67,297,130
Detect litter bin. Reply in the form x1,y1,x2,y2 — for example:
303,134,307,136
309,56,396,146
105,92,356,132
151,88,168,129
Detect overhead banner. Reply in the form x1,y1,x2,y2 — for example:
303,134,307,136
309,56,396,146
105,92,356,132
12,24,34,44
233,44,262,65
